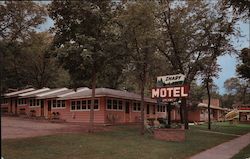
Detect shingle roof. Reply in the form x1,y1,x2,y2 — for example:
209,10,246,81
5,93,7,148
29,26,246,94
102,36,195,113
4,88,35,98
36,89,73,99
58,88,156,103
18,88,51,98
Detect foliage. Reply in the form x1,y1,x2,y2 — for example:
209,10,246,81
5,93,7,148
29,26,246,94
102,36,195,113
223,0,250,20
224,77,250,104
236,48,250,80
0,1,48,92
117,1,159,134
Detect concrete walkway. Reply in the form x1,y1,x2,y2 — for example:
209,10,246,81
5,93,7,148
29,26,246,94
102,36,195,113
189,132,250,159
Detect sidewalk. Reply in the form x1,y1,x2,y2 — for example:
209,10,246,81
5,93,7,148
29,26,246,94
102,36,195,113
189,132,250,159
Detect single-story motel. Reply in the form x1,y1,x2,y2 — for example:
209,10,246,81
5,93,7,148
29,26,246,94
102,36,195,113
1,87,228,124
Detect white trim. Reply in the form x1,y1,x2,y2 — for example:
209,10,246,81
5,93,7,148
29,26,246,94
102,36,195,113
70,109,100,112
58,87,89,97
5,88,35,97
19,88,50,96
51,107,66,110
36,88,68,97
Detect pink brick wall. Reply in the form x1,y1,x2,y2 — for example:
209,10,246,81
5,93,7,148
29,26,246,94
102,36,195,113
154,128,185,141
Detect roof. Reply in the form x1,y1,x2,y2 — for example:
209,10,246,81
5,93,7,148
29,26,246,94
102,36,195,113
57,87,89,98
198,103,224,110
4,88,35,98
36,89,74,99
18,88,50,98
58,88,156,103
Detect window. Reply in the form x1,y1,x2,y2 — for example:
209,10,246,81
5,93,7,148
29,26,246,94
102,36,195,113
52,100,57,108
70,99,99,111
113,100,117,110
77,101,81,110
29,99,40,107
106,98,123,111
82,100,87,109
133,102,141,112
94,100,99,109
52,100,66,109
1,98,9,104
152,105,156,114
118,101,123,110
71,101,76,110
18,99,26,105
107,99,112,109
157,105,166,112
146,104,150,114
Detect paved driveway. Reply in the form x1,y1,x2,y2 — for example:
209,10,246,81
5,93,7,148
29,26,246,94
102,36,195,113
1,116,109,139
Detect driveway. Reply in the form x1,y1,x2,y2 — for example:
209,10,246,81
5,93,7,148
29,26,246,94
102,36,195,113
1,116,110,139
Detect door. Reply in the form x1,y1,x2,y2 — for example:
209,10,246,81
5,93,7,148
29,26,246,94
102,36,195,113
41,100,44,117
47,100,52,119
125,101,130,122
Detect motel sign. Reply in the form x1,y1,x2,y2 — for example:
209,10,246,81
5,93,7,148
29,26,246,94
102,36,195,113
151,85,189,99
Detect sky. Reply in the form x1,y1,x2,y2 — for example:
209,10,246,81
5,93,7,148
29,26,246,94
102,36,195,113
38,13,249,95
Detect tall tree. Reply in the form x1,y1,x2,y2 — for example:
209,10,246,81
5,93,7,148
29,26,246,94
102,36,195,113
200,58,221,130
0,1,47,93
156,0,238,129
49,0,124,132
118,1,158,135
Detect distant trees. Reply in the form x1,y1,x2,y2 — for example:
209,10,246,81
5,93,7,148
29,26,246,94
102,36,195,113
224,77,250,105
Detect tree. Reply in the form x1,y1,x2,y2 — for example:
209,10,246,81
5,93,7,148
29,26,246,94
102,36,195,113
224,77,250,104
200,58,221,130
237,48,250,80
49,0,124,132
20,32,69,88
118,1,158,135
156,0,238,129
223,0,250,20
0,1,47,93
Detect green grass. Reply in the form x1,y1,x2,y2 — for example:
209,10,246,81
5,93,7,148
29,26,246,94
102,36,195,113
2,123,250,159
232,144,250,159
191,122,250,135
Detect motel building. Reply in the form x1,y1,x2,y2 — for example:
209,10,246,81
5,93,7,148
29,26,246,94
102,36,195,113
1,87,172,124
1,87,226,124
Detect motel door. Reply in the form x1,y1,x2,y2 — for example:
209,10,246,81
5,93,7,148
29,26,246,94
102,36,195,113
125,101,130,122
41,100,44,117
47,100,51,119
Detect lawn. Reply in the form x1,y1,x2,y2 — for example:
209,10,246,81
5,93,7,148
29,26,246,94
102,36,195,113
232,143,250,159
2,123,250,159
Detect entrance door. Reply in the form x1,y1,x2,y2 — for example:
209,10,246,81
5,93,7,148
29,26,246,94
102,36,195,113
125,101,130,122
47,100,52,119
41,100,44,117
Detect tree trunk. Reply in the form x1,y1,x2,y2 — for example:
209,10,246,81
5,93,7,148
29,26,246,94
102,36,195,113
183,98,189,129
180,106,183,123
206,80,211,130
89,69,96,133
167,103,171,126
140,79,145,135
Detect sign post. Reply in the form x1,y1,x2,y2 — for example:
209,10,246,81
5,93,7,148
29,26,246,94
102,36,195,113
153,74,189,128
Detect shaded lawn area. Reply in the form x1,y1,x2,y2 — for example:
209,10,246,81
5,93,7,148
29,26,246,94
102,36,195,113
232,144,250,159
2,123,250,159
